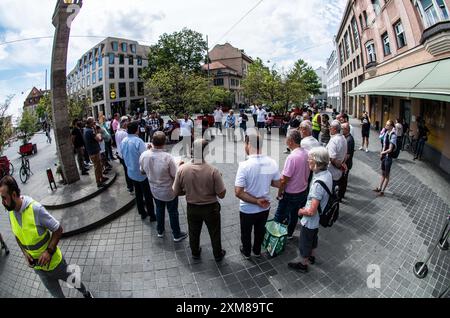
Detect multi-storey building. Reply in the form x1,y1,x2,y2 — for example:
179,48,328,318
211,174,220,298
326,47,342,111
23,87,49,113
336,1,366,118
205,43,253,106
67,37,150,119
342,0,450,173
314,66,328,105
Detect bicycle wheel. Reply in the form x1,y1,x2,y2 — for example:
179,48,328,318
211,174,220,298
19,166,29,184
25,158,30,170
9,162,14,176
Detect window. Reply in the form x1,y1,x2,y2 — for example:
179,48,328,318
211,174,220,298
230,79,236,86
121,43,127,53
98,55,103,67
109,67,115,79
92,73,96,85
351,18,360,49
130,44,137,53
366,41,377,63
92,60,96,71
372,0,382,15
137,82,144,96
344,32,351,59
137,56,142,66
138,68,143,79
357,55,361,69
87,76,90,86
214,78,224,86
112,41,118,52
98,69,103,81
339,44,345,64
415,0,449,28
109,53,115,64
130,82,136,97
382,32,391,55
394,21,407,48
129,56,134,65
119,54,125,65
129,68,134,79
363,11,369,27
119,68,125,79
86,64,90,74
359,14,365,29
119,83,127,98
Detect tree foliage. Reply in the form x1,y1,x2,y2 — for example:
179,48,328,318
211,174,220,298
0,95,14,155
36,92,52,121
144,28,207,79
18,109,39,144
242,58,321,114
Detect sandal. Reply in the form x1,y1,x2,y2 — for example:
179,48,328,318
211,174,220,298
378,192,384,197
373,188,381,193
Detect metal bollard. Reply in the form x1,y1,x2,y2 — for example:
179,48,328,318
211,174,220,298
47,168,57,192
413,212,450,279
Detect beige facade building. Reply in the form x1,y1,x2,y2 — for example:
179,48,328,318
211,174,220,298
67,37,150,119
340,0,450,173
205,43,253,106
23,87,50,113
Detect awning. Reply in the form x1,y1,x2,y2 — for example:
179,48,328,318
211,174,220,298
348,59,450,102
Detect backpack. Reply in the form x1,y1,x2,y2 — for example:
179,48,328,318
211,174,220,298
315,180,340,228
385,132,400,159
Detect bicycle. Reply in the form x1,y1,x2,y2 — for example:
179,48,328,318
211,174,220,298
403,131,417,155
18,154,32,184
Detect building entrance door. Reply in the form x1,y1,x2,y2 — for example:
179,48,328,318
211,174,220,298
400,99,412,126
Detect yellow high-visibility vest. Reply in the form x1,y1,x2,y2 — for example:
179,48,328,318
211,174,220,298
312,113,321,132
9,201,62,271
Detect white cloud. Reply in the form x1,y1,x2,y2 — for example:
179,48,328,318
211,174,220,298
0,0,347,118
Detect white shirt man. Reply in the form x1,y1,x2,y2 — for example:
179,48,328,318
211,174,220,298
301,136,321,153
214,108,224,124
179,118,194,137
256,108,267,124
326,124,348,182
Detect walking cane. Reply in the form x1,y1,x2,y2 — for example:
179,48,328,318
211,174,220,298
413,211,450,279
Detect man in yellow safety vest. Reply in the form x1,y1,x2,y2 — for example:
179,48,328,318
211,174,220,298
312,108,322,141
0,176,93,298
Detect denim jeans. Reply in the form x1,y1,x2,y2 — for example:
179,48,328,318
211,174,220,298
415,138,426,159
274,191,308,236
154,197,181,238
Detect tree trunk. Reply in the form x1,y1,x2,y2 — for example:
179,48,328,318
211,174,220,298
50,0,82,184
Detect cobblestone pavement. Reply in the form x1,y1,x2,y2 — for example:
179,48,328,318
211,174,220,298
0,119,449,298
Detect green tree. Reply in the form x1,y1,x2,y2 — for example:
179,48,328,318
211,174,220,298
18,109,39,144
36,92,52,122
292,59,321,98
144,28,208,79
146,65,208,115
0,95,14,155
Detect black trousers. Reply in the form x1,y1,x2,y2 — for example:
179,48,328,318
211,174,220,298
338,169,351,200
240,210,270,256
132,178,155,219
119,157,134,191
187,202,222,258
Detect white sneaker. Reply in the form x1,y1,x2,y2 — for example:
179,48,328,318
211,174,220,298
359,147,363,151
157,232,164,238
173,232,188,242
366,149,369,153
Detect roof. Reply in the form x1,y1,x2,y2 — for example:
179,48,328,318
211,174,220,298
348,58,450,102
202,62,238,72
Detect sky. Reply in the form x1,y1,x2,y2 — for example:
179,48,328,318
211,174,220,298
0,0,347,122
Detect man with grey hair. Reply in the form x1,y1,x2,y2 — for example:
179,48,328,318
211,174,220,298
116,116,134,193
173,139,227,262
288,147,332,273
274,129,310,239
140,132,188,242
300,120,321,153
326,120,347,192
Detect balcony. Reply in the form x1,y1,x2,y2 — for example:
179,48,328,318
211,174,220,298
365,61,378,77
421,21,450,56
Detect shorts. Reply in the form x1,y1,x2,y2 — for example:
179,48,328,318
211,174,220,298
381,156,393,177
362,130,370,138
299,225,319,258
257,122,265,129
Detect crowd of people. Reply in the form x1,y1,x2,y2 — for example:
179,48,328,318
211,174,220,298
0,104,432,297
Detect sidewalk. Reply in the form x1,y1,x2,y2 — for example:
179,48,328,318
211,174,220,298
0,123,449,298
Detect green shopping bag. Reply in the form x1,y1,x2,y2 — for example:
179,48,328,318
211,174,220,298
263,219,288,257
